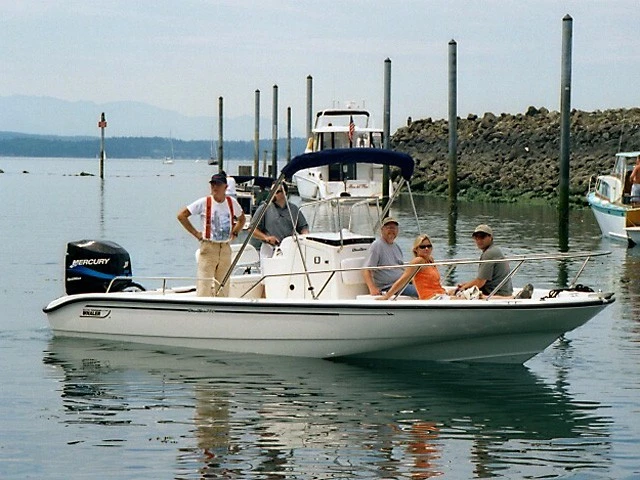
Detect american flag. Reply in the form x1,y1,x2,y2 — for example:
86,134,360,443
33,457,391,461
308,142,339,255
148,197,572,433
348,115,355,144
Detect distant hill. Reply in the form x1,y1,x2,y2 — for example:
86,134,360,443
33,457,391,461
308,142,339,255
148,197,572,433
0,95,305,141
0,131,308,160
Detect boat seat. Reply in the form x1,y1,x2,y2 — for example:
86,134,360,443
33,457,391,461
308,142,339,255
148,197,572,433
231,243,259,265
340,257,366,285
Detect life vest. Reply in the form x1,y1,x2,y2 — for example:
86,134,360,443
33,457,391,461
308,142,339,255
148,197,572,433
204,195,235,240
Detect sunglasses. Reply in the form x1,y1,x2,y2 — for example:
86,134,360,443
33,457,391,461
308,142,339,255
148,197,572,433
275,190,284,194
418,244,433,249
473,233,489,239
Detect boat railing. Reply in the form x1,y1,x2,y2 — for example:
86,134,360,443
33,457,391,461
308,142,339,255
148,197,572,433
105,250,611,299
270,250,610,301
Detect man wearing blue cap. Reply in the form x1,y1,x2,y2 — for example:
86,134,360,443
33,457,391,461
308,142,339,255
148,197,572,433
177,172,246,296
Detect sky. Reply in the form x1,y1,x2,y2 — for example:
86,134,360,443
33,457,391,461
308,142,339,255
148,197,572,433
1,0,639,137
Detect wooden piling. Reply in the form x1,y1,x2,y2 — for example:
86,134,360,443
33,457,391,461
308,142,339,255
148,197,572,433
254,89,260,176
97,112,107,179
217,96,224,172
448,40,458,212
272,85,278,177
382,58,391,209
559,14,573,249
306,75,313,141
286,106,292,163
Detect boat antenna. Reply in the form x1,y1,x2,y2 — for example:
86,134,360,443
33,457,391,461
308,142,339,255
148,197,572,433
405,182,422,235
618,121,624,152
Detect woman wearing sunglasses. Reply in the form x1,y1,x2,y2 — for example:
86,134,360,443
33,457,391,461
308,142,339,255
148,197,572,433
380,234,447,300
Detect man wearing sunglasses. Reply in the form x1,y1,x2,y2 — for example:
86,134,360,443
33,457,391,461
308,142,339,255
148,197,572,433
455,224,513,297
252,183,309,262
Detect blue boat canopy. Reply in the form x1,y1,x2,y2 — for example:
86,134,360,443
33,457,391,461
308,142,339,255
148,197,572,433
281,148,415,181
232,175,275,189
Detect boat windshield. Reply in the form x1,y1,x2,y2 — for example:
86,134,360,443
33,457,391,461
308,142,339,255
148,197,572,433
298,196,381,236
613,155,628,178
314,110,370,128
315,130,382,150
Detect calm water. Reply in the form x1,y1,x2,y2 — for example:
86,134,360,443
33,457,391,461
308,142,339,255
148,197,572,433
1,157,639,479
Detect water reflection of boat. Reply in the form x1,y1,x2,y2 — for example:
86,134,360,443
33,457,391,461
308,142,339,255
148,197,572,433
621,248,640,328
43,337,610,478
587,151,640,247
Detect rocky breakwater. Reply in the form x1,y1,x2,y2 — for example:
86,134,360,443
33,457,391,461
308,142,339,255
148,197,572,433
391,107,640,205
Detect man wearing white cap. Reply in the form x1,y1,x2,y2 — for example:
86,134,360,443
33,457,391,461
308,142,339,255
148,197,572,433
455,224,513,297
362,217,419,298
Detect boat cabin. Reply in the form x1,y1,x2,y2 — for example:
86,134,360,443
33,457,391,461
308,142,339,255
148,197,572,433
594,151,640,204
295,109,388,200
308,109,383,153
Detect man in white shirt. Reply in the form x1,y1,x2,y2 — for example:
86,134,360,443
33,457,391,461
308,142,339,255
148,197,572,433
177,173,246,296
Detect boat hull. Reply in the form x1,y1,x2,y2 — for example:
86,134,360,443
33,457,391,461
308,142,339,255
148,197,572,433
625,226,640,245
587,192,639,246
44,291,612,364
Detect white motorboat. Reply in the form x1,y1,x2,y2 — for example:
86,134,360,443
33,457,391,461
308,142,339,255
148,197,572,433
586,151,640,247
163,131,175,164
292,108,391,200
44,149,614,364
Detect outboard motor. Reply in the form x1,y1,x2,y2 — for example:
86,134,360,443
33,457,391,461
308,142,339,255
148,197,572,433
65,240,133,295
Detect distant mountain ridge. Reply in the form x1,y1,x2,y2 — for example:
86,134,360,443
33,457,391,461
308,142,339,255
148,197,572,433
0,131,307,160
0,95,304,141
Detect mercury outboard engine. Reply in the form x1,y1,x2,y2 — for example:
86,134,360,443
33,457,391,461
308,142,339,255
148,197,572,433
65,240,133,295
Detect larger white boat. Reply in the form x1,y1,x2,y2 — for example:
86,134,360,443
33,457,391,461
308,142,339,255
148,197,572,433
44,149,614,364
292,108,390,200
586,151,640,247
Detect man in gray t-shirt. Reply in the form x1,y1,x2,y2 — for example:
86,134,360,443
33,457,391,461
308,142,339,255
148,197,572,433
362,217,418,298
253,183,309,261
455,224,513,297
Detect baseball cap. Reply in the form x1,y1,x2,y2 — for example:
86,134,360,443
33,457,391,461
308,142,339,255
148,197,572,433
382,217,399,227
472,224,493,236
209,173,227,184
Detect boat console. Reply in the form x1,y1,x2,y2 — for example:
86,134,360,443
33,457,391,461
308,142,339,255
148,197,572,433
262,233,373,300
